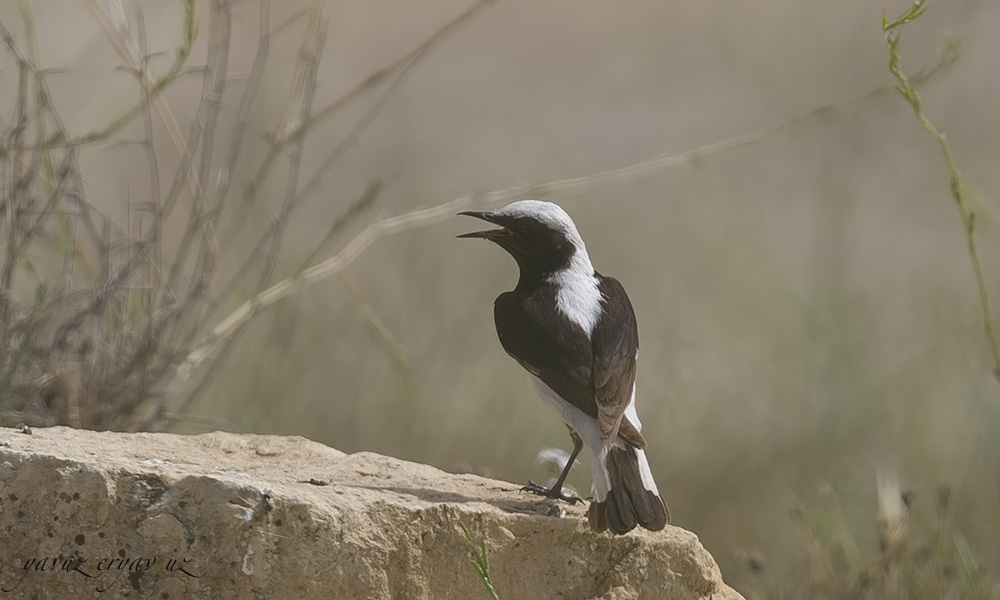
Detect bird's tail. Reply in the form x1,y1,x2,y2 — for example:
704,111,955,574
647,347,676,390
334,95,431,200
588,445,669,534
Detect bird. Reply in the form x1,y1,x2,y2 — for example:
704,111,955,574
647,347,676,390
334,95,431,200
458,199,669,534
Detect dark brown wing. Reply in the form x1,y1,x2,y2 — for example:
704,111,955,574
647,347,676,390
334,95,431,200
494,289,597,418
592,275,644,448
494,280,644,448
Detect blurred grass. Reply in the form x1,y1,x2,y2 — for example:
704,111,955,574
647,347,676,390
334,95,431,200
4,0,1000,596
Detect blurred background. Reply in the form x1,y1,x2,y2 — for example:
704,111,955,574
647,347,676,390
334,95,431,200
2,0,1000,596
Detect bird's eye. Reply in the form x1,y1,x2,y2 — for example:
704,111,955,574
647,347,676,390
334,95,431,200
517,219,536,233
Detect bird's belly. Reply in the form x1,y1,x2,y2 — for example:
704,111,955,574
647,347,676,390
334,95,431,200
529,377,597,439
528,376,613,497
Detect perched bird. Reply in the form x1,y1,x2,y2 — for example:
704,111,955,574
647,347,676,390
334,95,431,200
459,200,669,534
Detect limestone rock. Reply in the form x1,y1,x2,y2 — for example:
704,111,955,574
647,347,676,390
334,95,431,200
0,427,743,599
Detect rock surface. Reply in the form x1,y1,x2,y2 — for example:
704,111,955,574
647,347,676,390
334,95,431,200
0,427,743,599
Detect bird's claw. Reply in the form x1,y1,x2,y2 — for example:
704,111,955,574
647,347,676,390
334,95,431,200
520,480,583,505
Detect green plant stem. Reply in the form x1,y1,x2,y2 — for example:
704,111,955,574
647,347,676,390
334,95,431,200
460,524,499,600
883,0,1000,382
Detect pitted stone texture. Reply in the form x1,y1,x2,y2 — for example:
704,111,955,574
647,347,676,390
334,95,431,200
0,427,743,599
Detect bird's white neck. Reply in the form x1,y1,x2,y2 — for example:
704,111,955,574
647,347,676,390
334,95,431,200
547,247,602,336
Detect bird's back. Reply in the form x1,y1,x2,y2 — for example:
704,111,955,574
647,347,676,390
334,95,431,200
493,279,645,450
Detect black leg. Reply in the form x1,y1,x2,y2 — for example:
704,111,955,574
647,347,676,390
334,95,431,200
522,428,584,505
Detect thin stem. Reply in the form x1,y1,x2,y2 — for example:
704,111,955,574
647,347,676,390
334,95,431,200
176,55,959,380
883,0,1000,381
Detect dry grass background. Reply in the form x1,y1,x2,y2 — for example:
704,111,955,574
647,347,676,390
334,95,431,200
3,0,1000,596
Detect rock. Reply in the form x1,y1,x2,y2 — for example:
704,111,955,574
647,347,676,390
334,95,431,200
0,427,743,599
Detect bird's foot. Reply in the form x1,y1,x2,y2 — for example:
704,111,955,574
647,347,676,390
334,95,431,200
520,480,583,505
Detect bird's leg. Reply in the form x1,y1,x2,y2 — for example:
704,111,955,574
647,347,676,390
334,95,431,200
522,428,584,505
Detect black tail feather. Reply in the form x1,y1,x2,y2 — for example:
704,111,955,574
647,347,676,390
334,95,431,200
599,446,669,535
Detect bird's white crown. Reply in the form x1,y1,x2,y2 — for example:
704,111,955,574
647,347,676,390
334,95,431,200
493,200,585,248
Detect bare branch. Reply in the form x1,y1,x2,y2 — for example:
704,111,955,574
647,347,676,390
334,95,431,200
219,0,497,249
1,0,198,154
176,55,958,383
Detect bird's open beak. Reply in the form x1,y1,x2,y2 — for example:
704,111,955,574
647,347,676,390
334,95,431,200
457,211,512,240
